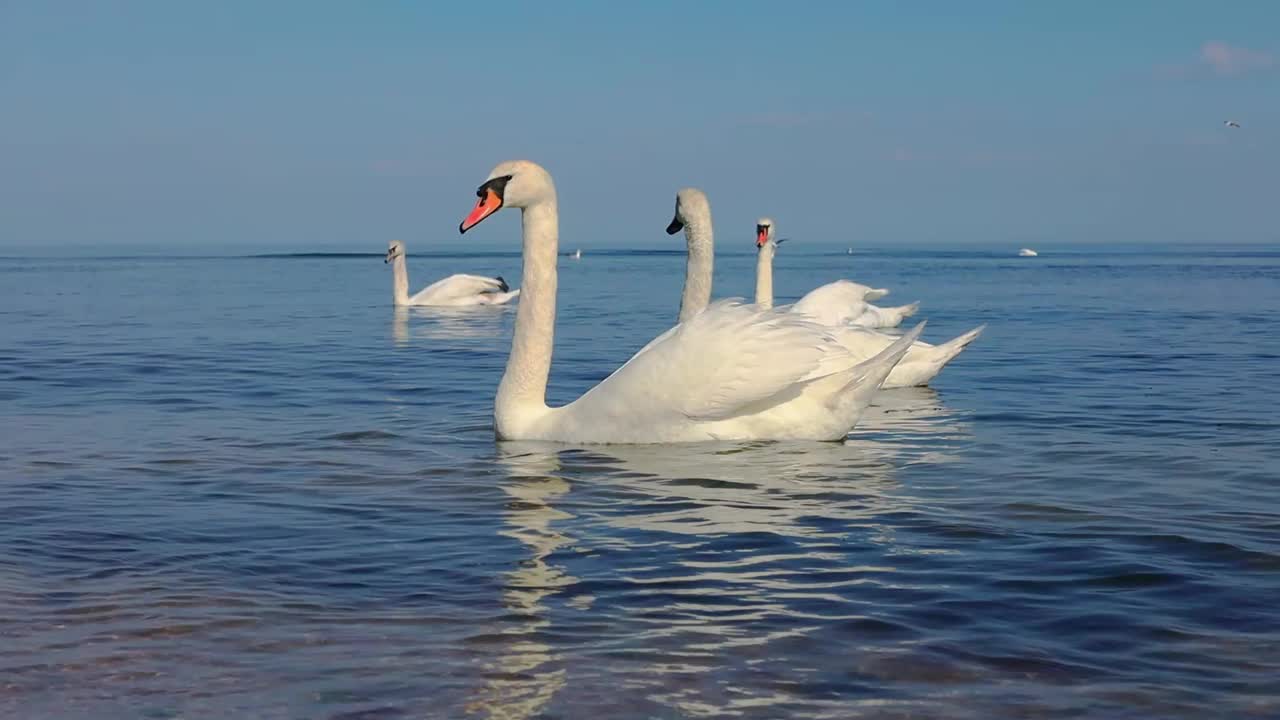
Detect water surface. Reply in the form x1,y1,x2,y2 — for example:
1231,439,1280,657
2,245,1278,718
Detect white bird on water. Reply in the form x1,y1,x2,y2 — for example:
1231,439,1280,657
571,249,582,259
384,240,520,306
754,219,916,328
1019,248,1038,257
456,162,920,443
735,213,980,387
1225,120,1241,129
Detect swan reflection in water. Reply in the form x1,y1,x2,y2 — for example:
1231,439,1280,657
511,388,965,540
391,305,513,345
466,449,573,720
467,388,966,717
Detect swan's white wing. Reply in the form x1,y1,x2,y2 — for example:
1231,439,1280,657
841,281,888,301
469,289,521,305
409,274,510,304
790,281,871,326
569,300,849,423
848,301,919,329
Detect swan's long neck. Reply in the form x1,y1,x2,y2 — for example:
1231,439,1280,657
391,255,411,306
678,216,714,324
496,200,558,427
755,248,774,309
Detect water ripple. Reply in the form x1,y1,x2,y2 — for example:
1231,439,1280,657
2,250,1279,718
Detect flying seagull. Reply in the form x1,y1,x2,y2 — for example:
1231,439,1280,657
1225,120,1241,129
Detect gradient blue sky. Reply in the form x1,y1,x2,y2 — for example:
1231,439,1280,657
2,1,1277,250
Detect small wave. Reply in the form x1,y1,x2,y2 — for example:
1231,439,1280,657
321,430,401,442
250,252,387,259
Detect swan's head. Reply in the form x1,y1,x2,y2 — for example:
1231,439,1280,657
459,160,556,233
666,188,711,235
755,217,788,257
385,240,405,264
755,217,776,248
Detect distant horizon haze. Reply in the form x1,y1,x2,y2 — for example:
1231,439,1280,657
2,1,1277,249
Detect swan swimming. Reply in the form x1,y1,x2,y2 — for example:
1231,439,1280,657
385,240,520,307
1018,248,1038,257
670,200,979,388
754,219,915,328
457,165,920,443
760,230,982,387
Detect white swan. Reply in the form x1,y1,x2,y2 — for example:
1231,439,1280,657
457,164,921,443
736,215,983,388
385,240,520,307
754,219,915,327
664,189,715,325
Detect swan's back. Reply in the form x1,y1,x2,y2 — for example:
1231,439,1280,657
410,274,517,306
525,301,921,443
791,281,873,326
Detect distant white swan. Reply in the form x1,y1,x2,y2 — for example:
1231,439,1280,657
1018,248,1038,257
754,219,914,327
456,165,920,443
385,240,520,307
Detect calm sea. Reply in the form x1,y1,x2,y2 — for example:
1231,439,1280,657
2,244,1278,719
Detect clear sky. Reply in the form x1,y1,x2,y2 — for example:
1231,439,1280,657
2,1,1277,251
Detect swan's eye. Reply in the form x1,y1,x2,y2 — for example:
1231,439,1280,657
478,174,514,200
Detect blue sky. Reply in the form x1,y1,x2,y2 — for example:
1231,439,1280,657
2,1,1277,250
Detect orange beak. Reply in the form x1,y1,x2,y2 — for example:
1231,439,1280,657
460,188,503,234
756,226,769,248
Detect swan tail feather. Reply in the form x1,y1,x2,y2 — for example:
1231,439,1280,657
895,301,921,319
480,289,521,305
831,321,926,416
893,323,984,386
932,324,985,366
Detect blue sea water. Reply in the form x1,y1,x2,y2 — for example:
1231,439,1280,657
1,244,1278,719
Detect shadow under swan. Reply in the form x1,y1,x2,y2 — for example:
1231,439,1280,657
850,386,973,465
